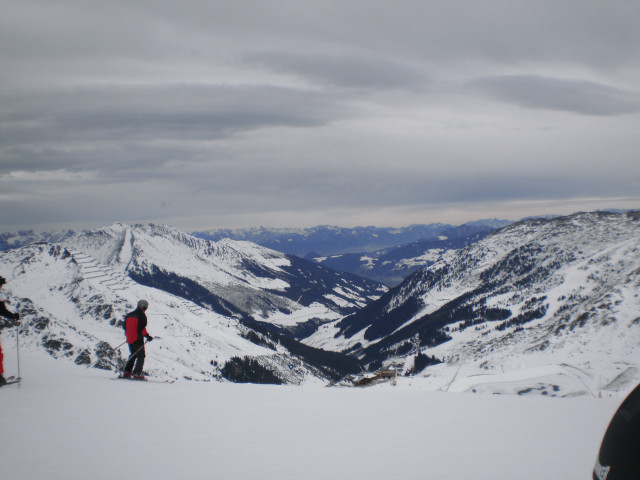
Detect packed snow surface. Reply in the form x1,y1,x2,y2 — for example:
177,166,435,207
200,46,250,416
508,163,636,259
0,350,623,480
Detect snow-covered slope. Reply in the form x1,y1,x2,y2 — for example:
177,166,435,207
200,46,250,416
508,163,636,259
0,225,381,383
306,211,640,394
0,351,620,480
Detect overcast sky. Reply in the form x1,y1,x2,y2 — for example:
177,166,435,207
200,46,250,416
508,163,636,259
1,0,639,234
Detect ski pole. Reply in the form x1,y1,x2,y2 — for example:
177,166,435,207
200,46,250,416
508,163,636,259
121,338,156,373
128,337,158,359
16,321,20,380
127,342,147,361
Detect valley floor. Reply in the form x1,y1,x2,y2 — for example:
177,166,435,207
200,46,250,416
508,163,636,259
0,351,622,480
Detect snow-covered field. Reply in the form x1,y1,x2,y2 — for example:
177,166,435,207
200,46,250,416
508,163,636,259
0,348,622,480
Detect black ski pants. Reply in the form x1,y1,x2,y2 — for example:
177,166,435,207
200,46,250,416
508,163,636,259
125,341,145,374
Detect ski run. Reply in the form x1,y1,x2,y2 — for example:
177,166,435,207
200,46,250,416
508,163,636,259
0,350,625,480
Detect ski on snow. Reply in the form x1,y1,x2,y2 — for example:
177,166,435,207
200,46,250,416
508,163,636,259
113,375,174,384
1,376,22,387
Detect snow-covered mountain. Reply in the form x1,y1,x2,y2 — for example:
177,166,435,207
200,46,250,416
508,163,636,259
2,213,638,396
191,220,512,256
59,223,385,328
0,224,384,384
305,211,640,394
1,222,505,288
306,224,495,286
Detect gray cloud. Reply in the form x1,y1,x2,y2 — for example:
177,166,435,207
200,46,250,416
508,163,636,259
0,84,350,144
0,83,354,178
1,1,640,233
467,75,640,116
243,52,430,91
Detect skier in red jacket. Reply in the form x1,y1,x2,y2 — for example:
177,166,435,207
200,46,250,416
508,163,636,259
122,300,153,380
0,276,20,386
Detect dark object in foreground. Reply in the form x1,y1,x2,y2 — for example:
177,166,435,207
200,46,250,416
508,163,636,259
593,382,640,479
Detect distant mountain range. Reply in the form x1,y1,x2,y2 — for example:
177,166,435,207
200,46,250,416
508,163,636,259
190,220,513,257
0,229,76,251
305,224,497,286
191,220,513,286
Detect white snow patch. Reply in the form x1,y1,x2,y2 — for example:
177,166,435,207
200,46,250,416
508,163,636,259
262,302,341,327
324,294,352,308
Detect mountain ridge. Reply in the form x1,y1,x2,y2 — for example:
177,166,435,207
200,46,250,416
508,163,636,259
59,223,385,324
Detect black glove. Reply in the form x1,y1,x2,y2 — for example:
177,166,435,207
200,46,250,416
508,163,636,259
145,335,153,342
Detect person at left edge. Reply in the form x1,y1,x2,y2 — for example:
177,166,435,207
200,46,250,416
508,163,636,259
0,276,20,386
123,299,153,380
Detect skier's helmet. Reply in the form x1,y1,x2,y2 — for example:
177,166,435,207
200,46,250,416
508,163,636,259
137,299,149,310
593,382,640,479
